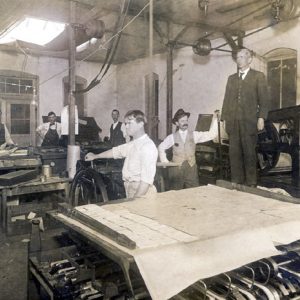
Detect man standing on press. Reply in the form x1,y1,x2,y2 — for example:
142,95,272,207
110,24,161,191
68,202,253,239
221,48,270,187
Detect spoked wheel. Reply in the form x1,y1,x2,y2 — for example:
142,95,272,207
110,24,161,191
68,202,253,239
257,120,281,173
70,167,108,206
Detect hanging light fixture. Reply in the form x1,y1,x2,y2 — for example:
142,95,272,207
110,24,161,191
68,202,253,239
193,38,212,56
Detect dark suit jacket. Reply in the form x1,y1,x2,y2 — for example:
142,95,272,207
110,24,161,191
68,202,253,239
221,69,269,135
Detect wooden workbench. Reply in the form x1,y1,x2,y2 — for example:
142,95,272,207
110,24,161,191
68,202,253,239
0,176,70,231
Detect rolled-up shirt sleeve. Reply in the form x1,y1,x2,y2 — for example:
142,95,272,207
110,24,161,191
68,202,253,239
193,117,218,143
158,134,174,162
140,144,158,184
112,143,129,159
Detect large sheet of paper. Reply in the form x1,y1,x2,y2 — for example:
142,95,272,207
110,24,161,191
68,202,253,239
76,185,300,300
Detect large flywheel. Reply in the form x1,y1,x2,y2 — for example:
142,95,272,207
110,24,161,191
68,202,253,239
70,167,109,206
257,120,281,173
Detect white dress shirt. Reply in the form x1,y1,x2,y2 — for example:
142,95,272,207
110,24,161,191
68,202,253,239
112,134,158,184
239,67,250,80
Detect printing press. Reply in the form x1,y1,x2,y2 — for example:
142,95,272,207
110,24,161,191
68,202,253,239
196,105,300,197
26,108,300,299
24,179,300,300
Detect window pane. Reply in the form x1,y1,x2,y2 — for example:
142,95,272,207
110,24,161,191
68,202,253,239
6,78,19,94
267,61,281,110
10,104,30,134
11,104,27,118
11,120,30,134
0,77,5,93
20,79,33,94
282,58,297,108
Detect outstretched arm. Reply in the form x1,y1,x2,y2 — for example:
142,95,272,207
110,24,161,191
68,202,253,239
85,149,113,161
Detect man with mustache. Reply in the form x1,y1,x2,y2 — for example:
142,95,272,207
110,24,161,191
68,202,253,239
158,108,218,190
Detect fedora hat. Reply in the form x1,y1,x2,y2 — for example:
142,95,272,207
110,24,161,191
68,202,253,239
172,109,190,124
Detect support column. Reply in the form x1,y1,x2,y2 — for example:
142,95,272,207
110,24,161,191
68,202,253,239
30,87,38,146
166,43,174,135
68,1,76,145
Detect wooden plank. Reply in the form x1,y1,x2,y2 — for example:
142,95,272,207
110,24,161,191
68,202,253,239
48,211,134,261
216,180,300,204
73,209,137,250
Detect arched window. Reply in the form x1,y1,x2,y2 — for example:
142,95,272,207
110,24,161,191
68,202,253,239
264,48,297,109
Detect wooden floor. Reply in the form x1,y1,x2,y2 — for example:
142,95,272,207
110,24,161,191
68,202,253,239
0,226,66,300
0,229,28,300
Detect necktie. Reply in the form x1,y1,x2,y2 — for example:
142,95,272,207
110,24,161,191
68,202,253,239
239,72,244,80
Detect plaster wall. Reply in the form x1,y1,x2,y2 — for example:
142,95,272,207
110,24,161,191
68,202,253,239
115,21,300,139
1,20,299,142
0,52,117,138
115,42,235,139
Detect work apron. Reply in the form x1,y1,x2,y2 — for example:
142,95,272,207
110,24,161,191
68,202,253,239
42,126,59,147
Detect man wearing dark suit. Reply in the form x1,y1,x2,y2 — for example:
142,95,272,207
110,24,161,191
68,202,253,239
221,48,269,187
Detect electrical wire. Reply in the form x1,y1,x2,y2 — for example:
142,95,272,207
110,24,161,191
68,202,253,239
75,0,131,94
39,1,150,88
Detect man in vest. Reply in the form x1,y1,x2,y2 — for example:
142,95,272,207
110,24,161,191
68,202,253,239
158,108,218,190
109,109,126,147
0,110,14,148
36,111,61,147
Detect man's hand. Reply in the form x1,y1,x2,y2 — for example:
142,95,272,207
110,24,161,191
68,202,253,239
133,181,150,198
85,152,97,161
257,118,265,131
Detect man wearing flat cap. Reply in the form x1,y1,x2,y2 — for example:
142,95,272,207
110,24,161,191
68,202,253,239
158,108,218,190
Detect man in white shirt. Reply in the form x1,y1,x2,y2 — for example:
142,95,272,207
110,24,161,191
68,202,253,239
85,110,158,199
36,111,61,147
158,108,218,190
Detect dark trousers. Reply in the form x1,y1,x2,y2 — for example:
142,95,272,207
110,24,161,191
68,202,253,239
168,161,199,190
229,120,257,186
